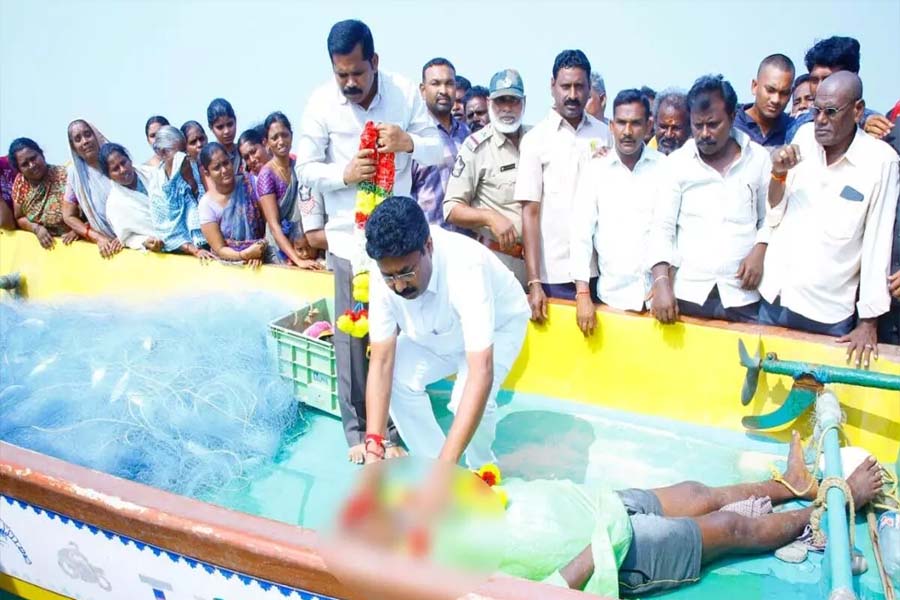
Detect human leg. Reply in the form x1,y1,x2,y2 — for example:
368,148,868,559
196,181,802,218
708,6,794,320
332,256,400,462
650,431,816,517
448,316,527,469
388,334,458,459
697,454,883,563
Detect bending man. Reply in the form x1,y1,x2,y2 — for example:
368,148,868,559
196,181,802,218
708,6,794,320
362,196,529,467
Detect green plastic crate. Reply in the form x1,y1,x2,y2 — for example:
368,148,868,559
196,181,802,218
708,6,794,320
268,298,340,417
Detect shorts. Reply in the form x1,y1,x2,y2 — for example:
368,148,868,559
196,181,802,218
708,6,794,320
616,488,703,597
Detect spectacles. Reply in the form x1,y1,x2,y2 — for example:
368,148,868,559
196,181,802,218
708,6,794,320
809,101,856,119
382,270,417,286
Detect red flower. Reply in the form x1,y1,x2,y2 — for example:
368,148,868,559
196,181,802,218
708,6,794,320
480,471,497,487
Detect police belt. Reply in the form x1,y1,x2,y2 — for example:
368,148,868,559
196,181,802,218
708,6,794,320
479,235,524,259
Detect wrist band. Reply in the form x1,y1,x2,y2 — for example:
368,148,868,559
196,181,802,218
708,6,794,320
652,274,669,286
771,172,787,183
527,279,542,288
365,433,385,447
83,222,92,240
575,291,591,297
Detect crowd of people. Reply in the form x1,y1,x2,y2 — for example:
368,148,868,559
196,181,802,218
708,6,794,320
2,17,898,597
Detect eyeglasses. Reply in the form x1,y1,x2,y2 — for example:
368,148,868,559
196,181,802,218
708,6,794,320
382,270,417,286
809,101,855,119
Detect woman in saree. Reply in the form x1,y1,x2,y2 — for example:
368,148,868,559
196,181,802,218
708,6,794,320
143,115,170,167
99,142,163,252
180,121,208,162
8,138,78,249
197,142,267,266
237,127,271,196
257,111,321,269
62,119,123,258
148,126,215,260
206,98,242,174
0,156,15,229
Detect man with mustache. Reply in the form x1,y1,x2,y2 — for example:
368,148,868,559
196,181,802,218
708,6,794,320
453,75,472,122
652,89,690,155
571,89,665,336
444,69,530,286
411,57,470,226
648,75,772,325
760,72,899,369
361,196,528,466
516,49,609,323
734,54,796,147
296,19,443,464
790,74,813,117
463,85,491,133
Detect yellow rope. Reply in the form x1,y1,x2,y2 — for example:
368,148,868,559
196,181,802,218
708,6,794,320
874,467,899,512
809,476,856,548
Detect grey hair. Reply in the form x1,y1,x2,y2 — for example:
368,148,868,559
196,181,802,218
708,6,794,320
590,71,605,94
152,125,186,154
653,87,688,119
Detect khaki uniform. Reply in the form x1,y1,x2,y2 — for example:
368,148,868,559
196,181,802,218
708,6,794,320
443,123,529,285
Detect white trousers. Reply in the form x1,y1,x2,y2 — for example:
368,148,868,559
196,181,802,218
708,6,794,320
389,316,527,469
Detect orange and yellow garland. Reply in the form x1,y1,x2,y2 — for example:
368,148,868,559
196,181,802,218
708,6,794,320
336,121,395,338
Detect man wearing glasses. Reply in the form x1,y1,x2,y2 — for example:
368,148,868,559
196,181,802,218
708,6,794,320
759,72,900,369
360,196,529,467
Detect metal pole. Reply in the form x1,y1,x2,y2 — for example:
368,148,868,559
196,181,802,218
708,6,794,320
816,390,857,600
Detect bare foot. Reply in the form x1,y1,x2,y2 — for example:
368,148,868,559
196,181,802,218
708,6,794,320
846,456,884,508
782,431,818,500
348,443,364,464
143,237,163,253
385,445,407,460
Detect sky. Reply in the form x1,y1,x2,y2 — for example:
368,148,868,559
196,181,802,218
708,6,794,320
1,0,898,164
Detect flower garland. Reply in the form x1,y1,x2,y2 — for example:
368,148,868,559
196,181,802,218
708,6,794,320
336,121,395,338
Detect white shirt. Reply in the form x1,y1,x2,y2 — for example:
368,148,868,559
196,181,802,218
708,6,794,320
295,71,443,260
760,127,900,322
648,129,772,308
515,110,610,283
571,144,664,311
368,228,529,355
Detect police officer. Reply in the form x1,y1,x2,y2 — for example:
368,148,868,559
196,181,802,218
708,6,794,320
443,68,529,285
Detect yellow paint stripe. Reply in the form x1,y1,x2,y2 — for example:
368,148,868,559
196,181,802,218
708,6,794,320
0,574,72,600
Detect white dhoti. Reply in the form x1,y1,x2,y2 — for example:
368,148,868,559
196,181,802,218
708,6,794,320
388,315,527,469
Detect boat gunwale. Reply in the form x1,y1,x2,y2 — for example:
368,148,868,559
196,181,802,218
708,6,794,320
0,441,593,600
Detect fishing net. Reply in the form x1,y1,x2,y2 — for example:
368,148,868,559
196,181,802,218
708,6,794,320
0,294,306,500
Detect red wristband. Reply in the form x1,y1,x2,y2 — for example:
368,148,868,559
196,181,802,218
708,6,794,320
365,433,385,447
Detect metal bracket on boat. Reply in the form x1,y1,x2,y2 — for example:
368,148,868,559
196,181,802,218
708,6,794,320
0,271,22,297
738,340,900,430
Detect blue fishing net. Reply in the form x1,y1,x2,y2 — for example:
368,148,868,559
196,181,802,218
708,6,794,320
0,294,306,501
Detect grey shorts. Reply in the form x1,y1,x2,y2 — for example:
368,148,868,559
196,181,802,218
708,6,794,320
616,488,703,597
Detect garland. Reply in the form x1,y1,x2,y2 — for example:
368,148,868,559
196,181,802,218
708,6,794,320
336,121,395,338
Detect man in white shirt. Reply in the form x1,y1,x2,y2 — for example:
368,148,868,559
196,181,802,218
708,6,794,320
571,89,664,335
760,72,899,369
649,75,771,324
296,20,443,463
362,196,529,467
516,49,610,323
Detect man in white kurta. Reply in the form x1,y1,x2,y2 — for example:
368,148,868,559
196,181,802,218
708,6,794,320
760,71,899,368
571,89,664,336
362,196,529,468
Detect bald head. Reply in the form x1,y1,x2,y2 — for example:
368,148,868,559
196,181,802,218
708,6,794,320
812,71,864,151
817,71,863,103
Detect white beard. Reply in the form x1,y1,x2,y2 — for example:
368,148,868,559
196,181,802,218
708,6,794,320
489,101,525,134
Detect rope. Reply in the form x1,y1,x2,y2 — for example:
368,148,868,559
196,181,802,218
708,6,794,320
809,476,856,549
874,467,899,512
